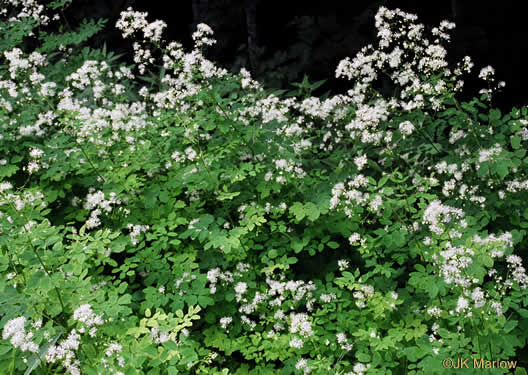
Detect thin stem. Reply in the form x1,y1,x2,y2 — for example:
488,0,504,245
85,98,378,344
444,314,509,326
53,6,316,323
414,125,441,154
78,144,108,184
1,191,67,320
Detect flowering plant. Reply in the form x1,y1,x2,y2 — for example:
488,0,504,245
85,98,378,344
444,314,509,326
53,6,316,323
1,1,528,374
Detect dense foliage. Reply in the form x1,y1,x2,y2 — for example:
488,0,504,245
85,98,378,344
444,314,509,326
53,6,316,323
1,1,528,374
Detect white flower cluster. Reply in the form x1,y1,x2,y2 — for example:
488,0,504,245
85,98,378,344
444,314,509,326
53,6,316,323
3,0,52,25
46,330,82,375
73,304,104,337
335,332,354,351
478,66,495,81
266,158,307,184
477,144,503,163
219,316,233,330
2,316,39,353
506,255,528,289
83,190,122,230
477,65,505,98
289,313,314,338
206,267,235,294
345,101,390,145
319,293,337,303
295,358,311,374
24,147,49,174
116,8,167,73
422,200,465,235
429,231,527,319
239,68,261,90
234,281,248,302
345,362,370,375
127,223,149,245
399,120,415,137
338,259,349,271
116,7,227,110
505,178,528,193
19,111,57,137
65,60,124,100
206,264,325,346
433,242,475,287
116,7,165,42
245,95,296,126
348,233,361,245
103,342,125,370
4,48,47,79
0,182,13,193
333,5,470,122
1,189,46,212
330,175,375,218
151,327,170,344
18,304,103,375
192,23,216,48
353,284,374,308
449,129,466,144
354,154,368,171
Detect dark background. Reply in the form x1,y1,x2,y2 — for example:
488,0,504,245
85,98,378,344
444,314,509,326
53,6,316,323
64,0,526,112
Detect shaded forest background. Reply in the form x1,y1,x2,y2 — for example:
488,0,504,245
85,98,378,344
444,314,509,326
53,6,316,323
62,0,525,112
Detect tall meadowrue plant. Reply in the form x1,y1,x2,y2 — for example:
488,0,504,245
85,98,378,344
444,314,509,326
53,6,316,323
1,1,528,374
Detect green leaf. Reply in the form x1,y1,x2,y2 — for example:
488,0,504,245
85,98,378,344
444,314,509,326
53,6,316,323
327,241,339,249
289,202,306,221
477,163,489,177
490,108,502,122
496,160,510,179
512,135,521,149
504,320,518,333
304,202,320,222
159,191,169,203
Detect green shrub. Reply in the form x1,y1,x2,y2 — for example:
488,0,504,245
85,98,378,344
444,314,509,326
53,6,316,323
1,2,527,374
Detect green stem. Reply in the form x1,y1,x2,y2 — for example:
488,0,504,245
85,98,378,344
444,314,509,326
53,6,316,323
9,346,15,375
78,144,108,184
414,125,441,154
1,192,67,320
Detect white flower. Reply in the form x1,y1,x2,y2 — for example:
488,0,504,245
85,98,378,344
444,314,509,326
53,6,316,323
2,317,39,353
105,342,123,357
289,313,313,337
73,304,104,328
354,154,368,170
289,337,304,348
29,148,44,159
185,147,197,161
234,282,248,302
478,65,495,80
352,362,368,375
220,317,232,329
296,359,308,370
455,296,469,312
338,259,349,271
192,23,216,47
349,233,361,244
399,120,415,136
0,182,12,193
427,306,442,317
